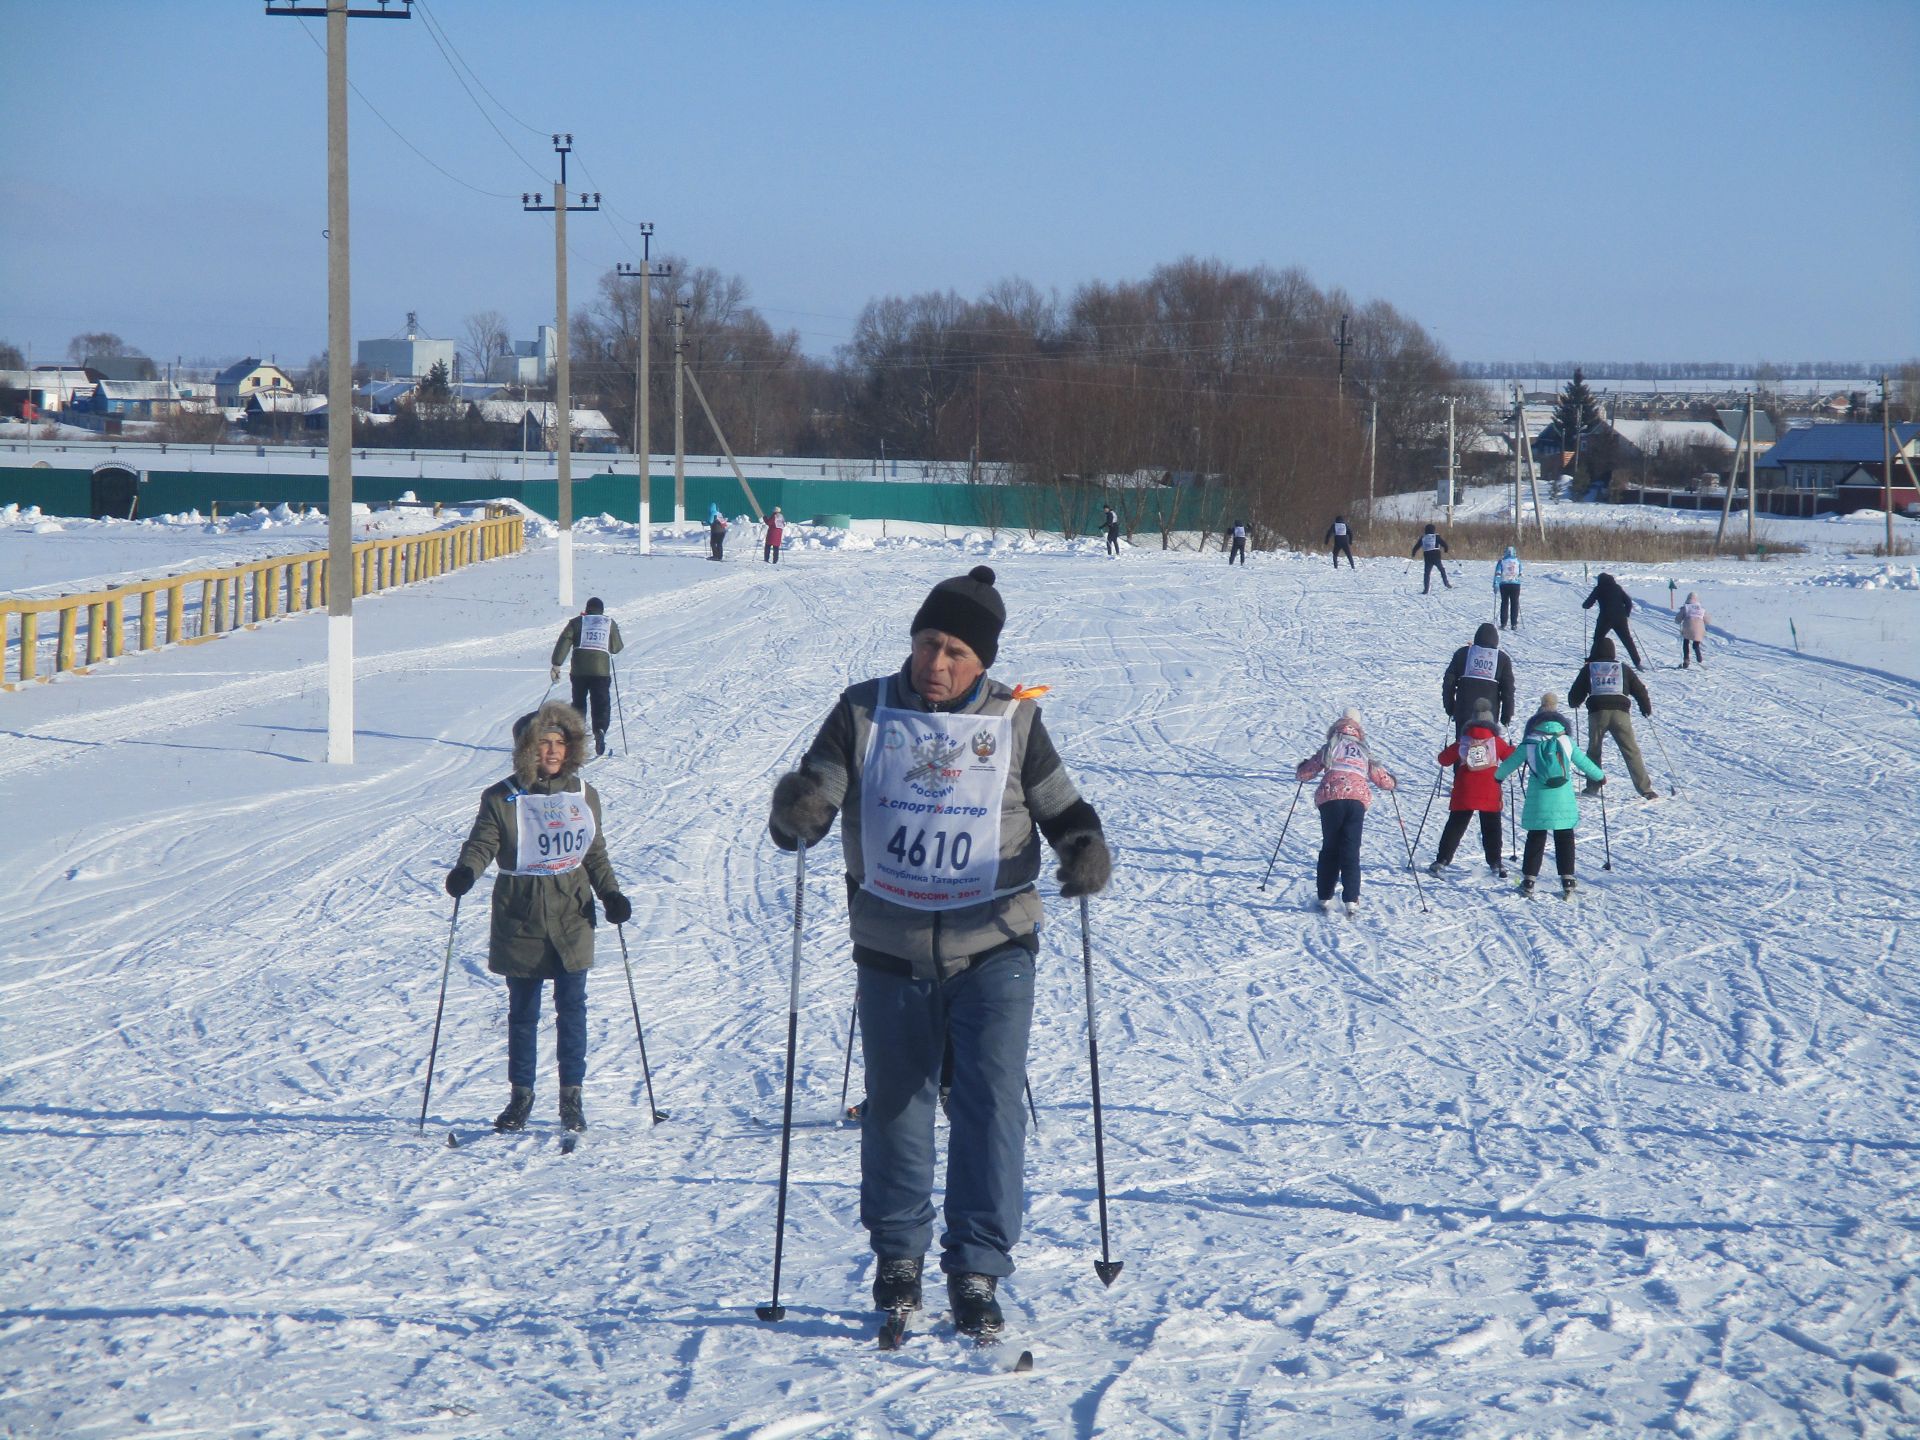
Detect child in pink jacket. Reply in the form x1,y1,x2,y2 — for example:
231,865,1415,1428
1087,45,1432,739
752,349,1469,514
1677,591,1710,668
1294,710,1398,914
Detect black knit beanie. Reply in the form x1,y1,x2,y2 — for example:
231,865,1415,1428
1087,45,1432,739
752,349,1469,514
910,565,1006,667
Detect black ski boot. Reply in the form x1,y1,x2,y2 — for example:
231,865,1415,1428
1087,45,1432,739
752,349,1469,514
1490,862,1509,879
558,1085,586,1132
947,1272,1004,1339
494,1085,534,1132
1517,876,1536,898
1561,876,1578,900
594,730,607,758
873,1255,924,1312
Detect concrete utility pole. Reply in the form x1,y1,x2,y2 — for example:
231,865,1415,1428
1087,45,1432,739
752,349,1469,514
1713,392,1752,554
616,229,671,556
266,0,411,766
1366,396,1377,519
673,301,689,528
1446,396,1456,525
1512,387,1524,550
1884,374,1895,556
523,135,599,607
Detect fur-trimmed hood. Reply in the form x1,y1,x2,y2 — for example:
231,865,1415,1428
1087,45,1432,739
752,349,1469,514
512,701,590,788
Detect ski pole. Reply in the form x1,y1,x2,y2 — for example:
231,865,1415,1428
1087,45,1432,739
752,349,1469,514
1412,763,1445,852
1259,781,1305,889
1598,784,1613,872
1648,714,1678,796
1078,894,1123,1287
1025,1076,1041,1133
539,677,556,710
611,660,630,756
616,924,666,1123
1387,789,1431,913
836,994,859,1120
416,896,461,1134
758,843,807,1323
1507,776,1519,862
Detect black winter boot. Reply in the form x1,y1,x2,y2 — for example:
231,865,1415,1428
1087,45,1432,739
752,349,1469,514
947,1272,1004,1338
594,730,607,757
873,1255,924,1313
558,1085,586,1132
494,1085,534,1132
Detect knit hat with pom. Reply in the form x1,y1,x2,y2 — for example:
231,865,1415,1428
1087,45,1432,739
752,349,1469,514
910,565,1006,667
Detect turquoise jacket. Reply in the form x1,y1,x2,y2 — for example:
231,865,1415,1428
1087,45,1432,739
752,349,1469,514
1492,547,1523,592
1495,719,1604,830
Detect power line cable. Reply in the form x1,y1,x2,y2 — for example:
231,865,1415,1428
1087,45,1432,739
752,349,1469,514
413,0,551,138
291,19,515,199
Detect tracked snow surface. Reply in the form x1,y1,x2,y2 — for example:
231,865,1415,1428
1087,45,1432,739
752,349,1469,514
2,518,1917,1437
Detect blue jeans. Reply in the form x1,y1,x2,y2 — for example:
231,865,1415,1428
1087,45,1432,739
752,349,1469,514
506,970,587,1088
857,943,1036,1278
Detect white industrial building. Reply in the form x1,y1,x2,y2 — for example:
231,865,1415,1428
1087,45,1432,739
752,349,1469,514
357,314,457,381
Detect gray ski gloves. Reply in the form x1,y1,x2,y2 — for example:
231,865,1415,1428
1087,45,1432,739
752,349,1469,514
769,770,837,851
1054,831,1112,898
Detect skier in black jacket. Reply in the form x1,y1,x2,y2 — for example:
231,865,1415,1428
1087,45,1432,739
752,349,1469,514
1410,524,1451,591
1325,516,1356,569
1581,572,1643,666
1567,635,1659,799
1442,621,1516,735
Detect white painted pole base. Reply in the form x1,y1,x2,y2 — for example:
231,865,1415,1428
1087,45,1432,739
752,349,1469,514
558,531,574,609
327,612,354,765
638,500,651,555
675,500,685,531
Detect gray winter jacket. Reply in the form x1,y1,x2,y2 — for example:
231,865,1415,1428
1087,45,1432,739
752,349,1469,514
774,664,1102,979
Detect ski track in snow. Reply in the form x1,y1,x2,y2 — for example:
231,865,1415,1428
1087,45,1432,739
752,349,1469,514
2,538,1917,1437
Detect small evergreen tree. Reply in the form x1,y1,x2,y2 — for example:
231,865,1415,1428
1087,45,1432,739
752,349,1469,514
419,359,452,404
1552,368,1602,451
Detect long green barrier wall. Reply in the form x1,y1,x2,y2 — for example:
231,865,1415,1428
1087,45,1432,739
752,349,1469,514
3,464,1217,534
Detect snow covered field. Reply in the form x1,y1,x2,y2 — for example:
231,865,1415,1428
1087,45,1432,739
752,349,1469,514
2,520,1917,1437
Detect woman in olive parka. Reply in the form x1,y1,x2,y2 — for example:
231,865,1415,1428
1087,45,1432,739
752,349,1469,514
445,701,630,1133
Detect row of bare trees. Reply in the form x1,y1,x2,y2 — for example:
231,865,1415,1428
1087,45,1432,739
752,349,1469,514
555,256,1475,543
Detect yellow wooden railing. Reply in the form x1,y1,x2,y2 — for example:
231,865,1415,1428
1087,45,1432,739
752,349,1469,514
2,509,524,690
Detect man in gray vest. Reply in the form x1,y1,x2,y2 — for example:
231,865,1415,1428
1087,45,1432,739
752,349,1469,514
550,597,624,757
766,565,1111,1340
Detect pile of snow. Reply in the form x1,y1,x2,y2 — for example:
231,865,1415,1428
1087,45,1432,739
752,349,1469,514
1807,563,1920,590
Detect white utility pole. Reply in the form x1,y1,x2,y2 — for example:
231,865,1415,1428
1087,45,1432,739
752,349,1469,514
1884,374,1895,557
1366,396,1377,519
673,301,688,528
267,0,412,765
522,136,599,606
617,231,670,556
1446,396,1456,525
1511,387,1523,550
1713,392,1752,553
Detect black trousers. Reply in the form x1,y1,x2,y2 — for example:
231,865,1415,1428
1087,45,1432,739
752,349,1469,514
1498,584,1521,627
763,539,781,563
570,674,612,735
1436,809,1502,866
1593,615,1642,666
1229,537,1247,564
1106,529,1120,555
1332,539,1355,568
1682,637,1704,665
1316,799,1366,902
1421,553,1450,590
1522,828,1577,878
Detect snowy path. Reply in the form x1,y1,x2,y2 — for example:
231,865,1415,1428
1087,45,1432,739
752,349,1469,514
2,539,1916,1436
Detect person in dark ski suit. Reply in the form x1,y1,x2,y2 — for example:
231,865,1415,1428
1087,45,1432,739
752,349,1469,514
1411,523,1451,591
1493,546,1523,629
765,565,1110,1340
445,702,631,1133
550,597,624,757
1326,516,1356,569
1102,505,1121,557
1581,571,1643,666
1428,697,1515,878
1228,521,1248,564
707,503,729,561
1442,621,1516,736
1567,635,1659,800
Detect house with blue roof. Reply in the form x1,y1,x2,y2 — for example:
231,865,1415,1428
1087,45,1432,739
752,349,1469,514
1758,421,1920,515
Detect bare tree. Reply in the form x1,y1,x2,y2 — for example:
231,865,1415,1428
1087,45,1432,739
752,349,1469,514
462,310,511,382
67,331,139,364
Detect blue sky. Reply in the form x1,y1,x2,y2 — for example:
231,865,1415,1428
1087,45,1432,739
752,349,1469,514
2,0,1914,369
